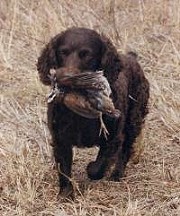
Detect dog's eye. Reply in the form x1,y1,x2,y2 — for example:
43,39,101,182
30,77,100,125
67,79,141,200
59,48,70,56
79,49,92,59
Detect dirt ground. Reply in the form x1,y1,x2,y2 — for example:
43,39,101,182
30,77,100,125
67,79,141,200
0,1,180,215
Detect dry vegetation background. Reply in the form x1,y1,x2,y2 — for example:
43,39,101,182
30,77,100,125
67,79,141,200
0,0,180,215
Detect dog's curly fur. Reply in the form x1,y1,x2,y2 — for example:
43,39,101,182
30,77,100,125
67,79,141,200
37,27,149,198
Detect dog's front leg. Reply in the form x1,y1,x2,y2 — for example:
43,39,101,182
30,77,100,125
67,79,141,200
48,103,74,199
53,144,74,199
87,134,125,181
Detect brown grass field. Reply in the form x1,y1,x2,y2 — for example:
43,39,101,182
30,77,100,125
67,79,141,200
0,0,180,215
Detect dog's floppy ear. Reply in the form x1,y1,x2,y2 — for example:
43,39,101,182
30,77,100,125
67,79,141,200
37,33,63,85
101,36,122,84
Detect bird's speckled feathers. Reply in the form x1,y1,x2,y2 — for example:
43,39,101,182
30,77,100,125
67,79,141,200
48,69,120,118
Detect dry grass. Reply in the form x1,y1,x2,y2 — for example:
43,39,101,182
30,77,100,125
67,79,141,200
0,0,180,215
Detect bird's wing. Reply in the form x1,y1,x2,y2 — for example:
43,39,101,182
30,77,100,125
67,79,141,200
56,71,106,90
63,92,100,119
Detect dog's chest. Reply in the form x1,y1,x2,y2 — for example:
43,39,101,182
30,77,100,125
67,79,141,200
49,103,102,147
73,116,101,147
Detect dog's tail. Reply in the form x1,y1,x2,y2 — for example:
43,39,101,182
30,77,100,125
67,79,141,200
127,51,138,59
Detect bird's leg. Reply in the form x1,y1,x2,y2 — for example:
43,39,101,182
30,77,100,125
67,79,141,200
99,113,109,140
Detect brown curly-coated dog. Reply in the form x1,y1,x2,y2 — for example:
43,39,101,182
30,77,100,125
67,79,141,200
37,27,149,199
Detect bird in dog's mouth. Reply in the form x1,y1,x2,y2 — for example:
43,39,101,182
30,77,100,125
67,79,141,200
47,69,121,139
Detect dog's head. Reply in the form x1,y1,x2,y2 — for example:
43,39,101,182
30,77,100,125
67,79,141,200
37,27,121,85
